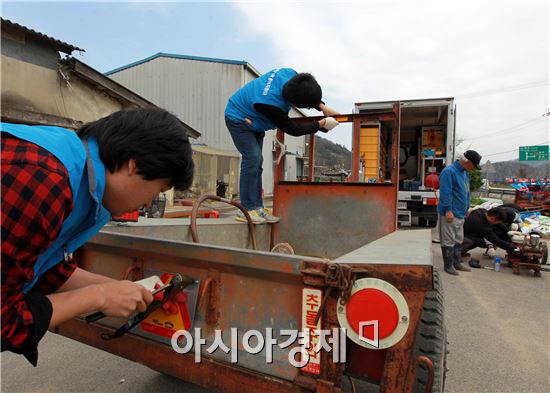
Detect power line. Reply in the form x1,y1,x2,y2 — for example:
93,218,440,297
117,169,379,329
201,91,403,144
456,80,549,100
483,140,550,158
462,114,548,141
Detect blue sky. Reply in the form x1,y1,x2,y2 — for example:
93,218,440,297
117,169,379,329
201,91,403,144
2,1,549,162
1,2,274,73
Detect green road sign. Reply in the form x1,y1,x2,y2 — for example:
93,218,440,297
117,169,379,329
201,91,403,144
519,145,549,161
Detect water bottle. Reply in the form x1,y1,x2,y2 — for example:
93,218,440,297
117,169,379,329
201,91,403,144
494,257,501,272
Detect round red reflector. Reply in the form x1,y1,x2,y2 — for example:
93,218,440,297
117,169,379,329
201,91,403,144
346,288,399,340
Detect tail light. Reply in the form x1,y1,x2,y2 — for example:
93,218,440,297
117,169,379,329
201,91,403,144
337,278,409,349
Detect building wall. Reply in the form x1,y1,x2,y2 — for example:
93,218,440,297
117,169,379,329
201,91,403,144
109,57,242,151
1,34,124,124
109,57,306,195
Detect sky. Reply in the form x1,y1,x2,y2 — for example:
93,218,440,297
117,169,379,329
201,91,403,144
1,0,549,163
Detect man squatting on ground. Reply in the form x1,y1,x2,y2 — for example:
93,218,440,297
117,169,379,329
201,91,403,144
462,207,520,268
225,68,340,224
437,150,481,275
1,109,194,365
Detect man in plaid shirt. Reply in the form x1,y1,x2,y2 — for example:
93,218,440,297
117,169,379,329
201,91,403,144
1,109,194,365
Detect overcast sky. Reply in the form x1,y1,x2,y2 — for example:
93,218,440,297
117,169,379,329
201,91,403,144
2,0,548,163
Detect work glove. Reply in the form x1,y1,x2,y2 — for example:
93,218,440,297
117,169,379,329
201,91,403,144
486,246,496,257
320,117,339,132
510,223,519,231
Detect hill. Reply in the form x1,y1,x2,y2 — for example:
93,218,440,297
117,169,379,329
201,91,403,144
312,138,550,179
488,159,549,179
314,136,352,169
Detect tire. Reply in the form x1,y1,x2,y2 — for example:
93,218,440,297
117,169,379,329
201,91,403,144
541,243,548,265
412,270,447,393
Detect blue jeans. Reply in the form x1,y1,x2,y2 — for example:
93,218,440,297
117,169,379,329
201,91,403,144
225,117,264,210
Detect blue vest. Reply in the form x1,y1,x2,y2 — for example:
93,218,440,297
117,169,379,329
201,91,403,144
225,68,296,132
1,123,111,293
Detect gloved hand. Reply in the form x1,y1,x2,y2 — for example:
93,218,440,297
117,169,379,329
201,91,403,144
510,223,519,231
320,117,339,132
486,246,496,257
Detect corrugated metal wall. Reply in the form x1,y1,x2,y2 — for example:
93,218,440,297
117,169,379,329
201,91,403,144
109,56,306,196
109,57,243,152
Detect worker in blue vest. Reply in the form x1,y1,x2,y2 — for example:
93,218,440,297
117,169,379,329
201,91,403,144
1,109,194,364
225,68,340,224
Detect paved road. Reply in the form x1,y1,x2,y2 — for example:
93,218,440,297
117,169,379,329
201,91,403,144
2,245,549,392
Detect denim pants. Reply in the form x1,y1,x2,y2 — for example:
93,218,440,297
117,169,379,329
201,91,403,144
225,117,264,211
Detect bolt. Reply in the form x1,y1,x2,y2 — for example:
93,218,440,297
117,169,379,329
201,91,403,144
338,306,344,313
401,315,408,323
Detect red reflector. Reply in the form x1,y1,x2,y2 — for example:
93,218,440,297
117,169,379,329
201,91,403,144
346,288,399,340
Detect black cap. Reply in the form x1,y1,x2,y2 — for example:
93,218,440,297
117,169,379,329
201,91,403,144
464,150,482,169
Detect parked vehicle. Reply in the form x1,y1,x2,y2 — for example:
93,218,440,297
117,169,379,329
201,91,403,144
58,113,445,393
354,98,456,227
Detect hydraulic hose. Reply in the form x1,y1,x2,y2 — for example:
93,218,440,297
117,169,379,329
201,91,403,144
190,194,257,250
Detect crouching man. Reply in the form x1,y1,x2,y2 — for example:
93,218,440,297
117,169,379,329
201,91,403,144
462,207,519,268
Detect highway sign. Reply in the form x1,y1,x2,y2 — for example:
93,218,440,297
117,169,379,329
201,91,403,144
519,145,549,161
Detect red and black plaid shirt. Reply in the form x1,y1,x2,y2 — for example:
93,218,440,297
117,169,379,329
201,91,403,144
1,134,75,365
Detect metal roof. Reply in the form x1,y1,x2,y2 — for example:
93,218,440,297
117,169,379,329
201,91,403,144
1,18,84,54
105,52,261,76
192,144,240,158
60,58,201,139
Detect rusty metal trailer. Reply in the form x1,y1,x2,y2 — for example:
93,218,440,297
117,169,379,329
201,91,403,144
57,111,446,393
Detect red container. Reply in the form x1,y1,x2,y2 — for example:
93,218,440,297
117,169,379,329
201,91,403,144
111,211,139,222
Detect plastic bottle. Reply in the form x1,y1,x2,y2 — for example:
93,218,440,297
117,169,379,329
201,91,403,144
494,257,501,272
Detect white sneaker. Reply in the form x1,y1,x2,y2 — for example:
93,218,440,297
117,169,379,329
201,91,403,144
257,208,280,223
236,210,266,224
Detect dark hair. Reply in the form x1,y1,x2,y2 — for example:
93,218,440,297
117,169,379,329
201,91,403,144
282,72,322,108
487,207,508,222
77,108,194,190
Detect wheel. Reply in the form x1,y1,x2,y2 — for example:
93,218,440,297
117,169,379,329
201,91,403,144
412,270,447,393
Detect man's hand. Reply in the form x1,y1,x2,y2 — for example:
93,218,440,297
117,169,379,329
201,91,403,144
319,117,339,132
486,246,496,257
445,211,454,223
47,280,154,329
97,281,154,317
319,103,340,117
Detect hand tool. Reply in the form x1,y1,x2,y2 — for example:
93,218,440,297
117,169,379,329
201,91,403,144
85,282,171,323
85,274,196,340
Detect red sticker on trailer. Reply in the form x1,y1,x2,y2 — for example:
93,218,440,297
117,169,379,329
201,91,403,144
301,287,322,375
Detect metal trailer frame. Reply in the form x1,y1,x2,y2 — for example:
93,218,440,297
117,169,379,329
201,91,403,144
57,109,436,393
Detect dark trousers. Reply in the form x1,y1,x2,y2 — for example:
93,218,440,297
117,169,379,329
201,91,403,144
461,236,486,255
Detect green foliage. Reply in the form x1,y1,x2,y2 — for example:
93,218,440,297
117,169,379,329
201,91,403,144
469,169,483,192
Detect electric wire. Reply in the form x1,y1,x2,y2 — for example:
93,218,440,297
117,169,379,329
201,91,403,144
456,80,549,100
462,115,548,141
483,140,550,158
